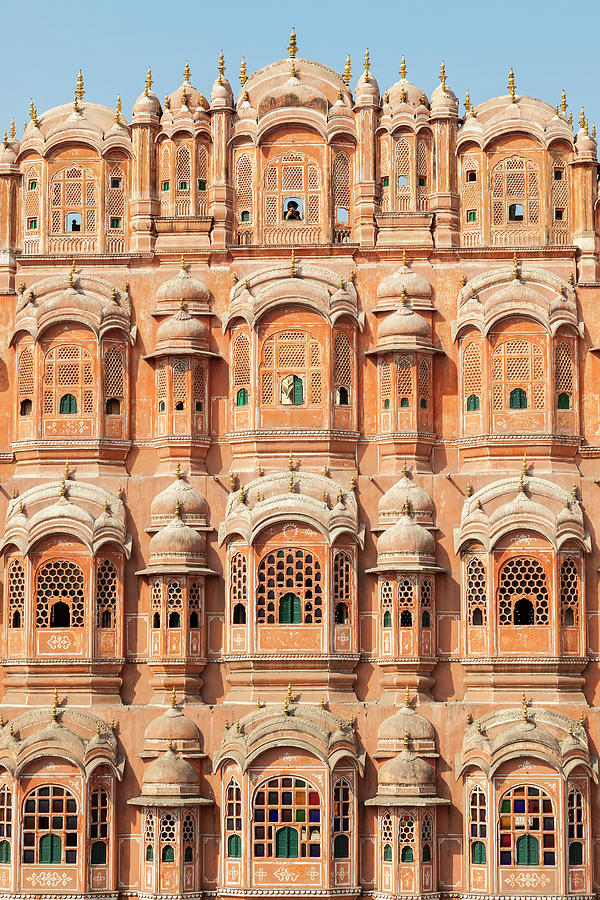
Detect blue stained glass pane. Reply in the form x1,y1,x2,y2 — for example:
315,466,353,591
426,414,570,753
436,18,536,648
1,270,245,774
309,810,320,822
514,800,526,813
500,850,511,865
309,844,320,857
543,851,555,866
269,811,279,822
282,792,292,805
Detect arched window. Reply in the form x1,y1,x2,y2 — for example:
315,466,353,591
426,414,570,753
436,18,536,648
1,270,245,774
466,556,487,626
152,579,162,630
333,551,352,624
90,786,109,865
159,813,176,864
490,157,539,230
253,776,321,859
380,359,391,414
8,559,25,629
260,331,322,408
104,345,124,417
22,786,78,864
182,814,195,863
236,388,248,407
332,778,351,858
498,557,549,626
467,394,480,411
463,341,482,410
492,339,544,412
257,548,323,625
567,787,584,865
0,786,12,864
420,578,432,629
175,144,192,215
421,813,433,862
333,333,352,404
498,785,555,866
397,356,413,406
106,164,126,242
381,580,393,629
381,811,393,860
44,344,94,419
167,581,182,629
560,556,579,626
36,560,85,628
399,813,415,862
18,346,34,414
555,341,573,409
96,559,117,629
395,138,411,208
197,144,209,213
263,150,321,229
333,153,351,227
398,578,415,629
470,788,487,863
230,553,247,625
50,165,97,238
233,333,251,405
225,780,242,857
60,393,78,414
189,582,201,629
418,357,431,409
144,813,155,862
235,153,253,227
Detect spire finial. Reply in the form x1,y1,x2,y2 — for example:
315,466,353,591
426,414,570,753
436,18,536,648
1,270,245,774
115,95,122,124
64,459,70,480
181,85,188,107
239,57,248,87
439,60,447,92
402,247,408,267
561,89,567,115
399,55,407,80
184,60,191,83
288,472,294,493
402,458,408,478
145,67,153,97
2,131,7,149
174,500,182,518
402,496,411,517
399,286,407,306
67,261,75,287
403,729,409,750
288,450,294,471
180,253,186,271
593,123,597,140
60,479,67,498
580,106,586,129
171,686,177,708
522,453,528,476
508,68,516,102
73,95,79,113
364,48,370,79
290,248,297,278
288,26,298,58
164,93,170,110
175,461,182,480
52,688,59,721
76,69,85,101
404,686,410,707
29,99,38,127
337,486,344,506
464,90,471,113
343,54,351,87
569,110,573,126
218,49,226,85
521,690,528,722
9,118,15,139
512,253,519,280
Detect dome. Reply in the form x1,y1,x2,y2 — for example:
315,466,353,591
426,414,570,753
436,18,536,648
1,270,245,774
145,706,201,744
378,749,436,793
387,79,427,112
355,67,379,106
378,705,435,745
378,476,434,528
210,64,234,108
430,72,459,115
377,511,435,569
155,306,209,353
169,82,203,112
133,89,161,119
143,748,199,790
257,73,328,119
156,265,210,305
576,126,596,155
377,302,432,349
377,263,432,301
149,513,206,564
151,472,209,525
0,138,17,166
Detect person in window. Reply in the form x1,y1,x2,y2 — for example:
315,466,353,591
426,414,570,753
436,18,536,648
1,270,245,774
284,200,301,221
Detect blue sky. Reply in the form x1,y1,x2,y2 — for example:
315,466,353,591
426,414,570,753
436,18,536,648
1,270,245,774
0,0,597,132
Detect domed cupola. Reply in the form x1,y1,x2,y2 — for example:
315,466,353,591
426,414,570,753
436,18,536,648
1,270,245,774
168,61,204,113
377,465,434,530
376,739,437,799
327,88,354,128
152,303,210,356
136,746,200,800
386,56,428,114
257,67,328,119
429,62,459,115
149,465,209,530
354,50,379,106
375,691,437,755
0,131,17,169
142,692,206,758
132,68,162,121
210,51,234,108
156,258,211,310
145,507,207,572
377,252,433,308
376,292,432,351
375,501,437,571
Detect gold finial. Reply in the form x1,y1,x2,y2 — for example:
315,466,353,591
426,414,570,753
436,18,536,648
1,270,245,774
178,298,185,311
168,738,175,751
96,720,102,737
175,462,182,480
404,686,410,707
402,247,408,267
343,54,351,87
512,253,519,280
218,49,226,85
164,94,171,110
593,123,597,140
171,687,176,708
402,496,411,516
288,472,294,493
255,696,261,709
459,273,466,288
184,60,191,83
569,271,575,286
350,476,357,493
519,471,525,492
337,487,344,506
174,500,182,518
103,498,109,513
75,69,85,101
60,479,67,498
382,89,389,105
323,465,329,477
320,696,326,709
239,484,246,504
145,67,153,97
402,459,408,477
286,683,293,703
399,286,407,306
288,26,298,58
29,99,38,126
399,55,407,80
403,729,409,750
257,463,264,477
464,90,471,113
288,451,294,471
569,110,573,126
561,89,567,114
64,460,70,480
179,253,187,271
580,107,586,129
572,483,578,500
337,87,342,101
229,472,236,492
399,85,406,103
364,48,370,79
9,118,15,139
2,131,6,149
181,85,188,107
466,711,472,724
555,104,559,116
465,483,473,497
476,720,482,733
290,248,297,278
584,118,589,136
73,94,80,113
507,68,516,102
521,690,528,722
240,57,248,86
114,95,122,124
322,489,328,506
52,688,59,721
522,453,528,475
439,60,447,92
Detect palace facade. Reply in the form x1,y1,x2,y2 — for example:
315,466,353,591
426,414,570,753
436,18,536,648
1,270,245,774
0,32,598,900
